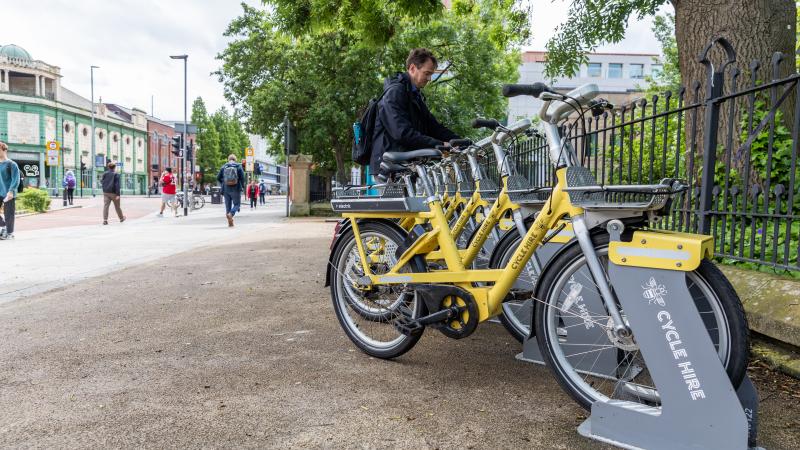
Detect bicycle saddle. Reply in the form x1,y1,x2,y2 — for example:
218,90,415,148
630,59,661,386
380,161,407,173
382,149,442,165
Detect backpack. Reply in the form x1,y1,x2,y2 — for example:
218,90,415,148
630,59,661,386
223,164,239,186
351,90,389,166
66,176,76,188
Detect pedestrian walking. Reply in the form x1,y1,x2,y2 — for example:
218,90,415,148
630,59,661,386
63,170,76,205
246,179,259,209
217,154,245,227
258,180,267,205
0,141,20,240
101,161,125,225
158,168,178,217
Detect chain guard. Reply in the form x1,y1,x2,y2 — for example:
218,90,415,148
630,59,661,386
412,284,479,339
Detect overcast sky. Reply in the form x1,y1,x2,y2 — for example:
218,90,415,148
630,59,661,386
1,0,667,122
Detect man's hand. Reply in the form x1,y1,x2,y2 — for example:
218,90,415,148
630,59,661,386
4,192,13,202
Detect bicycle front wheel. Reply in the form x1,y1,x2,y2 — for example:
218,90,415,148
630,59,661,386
534,234,749,411
192,195,205,210
330,221,427,359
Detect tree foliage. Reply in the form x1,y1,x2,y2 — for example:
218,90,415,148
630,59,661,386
544,0,663,78
192,97,249,183
217,0,530,180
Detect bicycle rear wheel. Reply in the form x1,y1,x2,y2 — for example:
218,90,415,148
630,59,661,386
534,234,749,410
192,195,205,210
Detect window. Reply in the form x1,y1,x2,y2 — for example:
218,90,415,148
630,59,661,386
608,63,623,78
651,64,663,77
587,63,602,77
82,127,88,137
629,64,644,79
64,123,71,133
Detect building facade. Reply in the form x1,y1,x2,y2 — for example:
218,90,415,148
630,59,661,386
146,117,179,193
249,134,287,194
0,44,148,195
507,51,662,122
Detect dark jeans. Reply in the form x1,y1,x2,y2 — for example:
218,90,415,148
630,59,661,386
259,193,266,205
223,190,241,216
250,197,257,208
0,198,16,234
66,188,74,205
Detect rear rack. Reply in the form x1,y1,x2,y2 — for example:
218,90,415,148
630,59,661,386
331,182,429,213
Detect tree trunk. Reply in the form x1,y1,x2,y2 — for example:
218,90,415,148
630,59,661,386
673,0,796,180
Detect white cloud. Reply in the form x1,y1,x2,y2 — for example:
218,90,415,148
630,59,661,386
0,0,261,121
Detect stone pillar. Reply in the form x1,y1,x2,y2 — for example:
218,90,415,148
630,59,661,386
35,75,40,96
288,154,313,216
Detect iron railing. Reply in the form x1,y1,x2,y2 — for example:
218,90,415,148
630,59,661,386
483,38,800,272
310,174,332,202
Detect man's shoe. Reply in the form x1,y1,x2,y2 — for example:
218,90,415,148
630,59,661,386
0,228,7,240
226,213,234,227
103,221,108,225
120,216,126,223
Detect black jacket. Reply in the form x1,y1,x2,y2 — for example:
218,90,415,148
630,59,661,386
370,72,459,174
101,169,120,195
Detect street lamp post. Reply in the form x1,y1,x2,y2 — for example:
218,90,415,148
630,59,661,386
170,54,188,216
90,65,99,197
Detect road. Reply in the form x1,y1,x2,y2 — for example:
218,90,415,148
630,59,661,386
0,199,798,448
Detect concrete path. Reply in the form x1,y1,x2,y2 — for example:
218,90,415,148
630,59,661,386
1,196,288,303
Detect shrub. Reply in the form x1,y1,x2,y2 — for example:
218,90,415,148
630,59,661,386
18,188,51,212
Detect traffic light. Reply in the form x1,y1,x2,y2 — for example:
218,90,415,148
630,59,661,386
171,135,183,157
254,162,262,175
186,141,194,160
80,161,86,171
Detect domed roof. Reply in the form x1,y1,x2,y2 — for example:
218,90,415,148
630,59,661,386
0,44,32,61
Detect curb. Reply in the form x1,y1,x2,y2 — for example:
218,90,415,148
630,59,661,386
16,204,83,218
719,265,800,349
751,339,800,379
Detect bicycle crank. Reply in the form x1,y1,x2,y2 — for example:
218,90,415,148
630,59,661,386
410,284,479,339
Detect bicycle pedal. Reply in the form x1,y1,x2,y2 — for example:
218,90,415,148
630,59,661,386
393,314,424,337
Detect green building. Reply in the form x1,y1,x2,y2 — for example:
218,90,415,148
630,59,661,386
0,44,148,195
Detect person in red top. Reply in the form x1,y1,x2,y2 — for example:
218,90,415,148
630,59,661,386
158,168,178,217
245,179,260,209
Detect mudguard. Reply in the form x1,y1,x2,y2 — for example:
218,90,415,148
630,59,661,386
324,218,411,287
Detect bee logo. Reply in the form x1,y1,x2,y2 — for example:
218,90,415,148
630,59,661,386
642,277,667,306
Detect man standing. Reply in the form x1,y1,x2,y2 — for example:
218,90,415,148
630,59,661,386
217,154,245,227
370,48,460,178
0,141,20,240
101,161,125,225
258,179,267,205
158,168,178,217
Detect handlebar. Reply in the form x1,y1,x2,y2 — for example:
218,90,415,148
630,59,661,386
449,138,472,148
502,82,551,98
471,118,500,130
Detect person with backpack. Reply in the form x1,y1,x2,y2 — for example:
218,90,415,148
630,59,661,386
158,168,178,217
0,141,21,240
360,48,460,180
101,161,126,225
63,170,77,205
258,180,267,205
246,179,260,209
217,154,246,227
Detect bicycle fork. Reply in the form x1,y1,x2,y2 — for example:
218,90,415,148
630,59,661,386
571,215,632,339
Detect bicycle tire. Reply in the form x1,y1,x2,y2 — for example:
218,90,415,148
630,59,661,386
534,233,749,411
330,221,427,359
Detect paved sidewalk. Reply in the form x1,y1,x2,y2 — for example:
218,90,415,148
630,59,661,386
0,219,797,448
1,197,288,303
